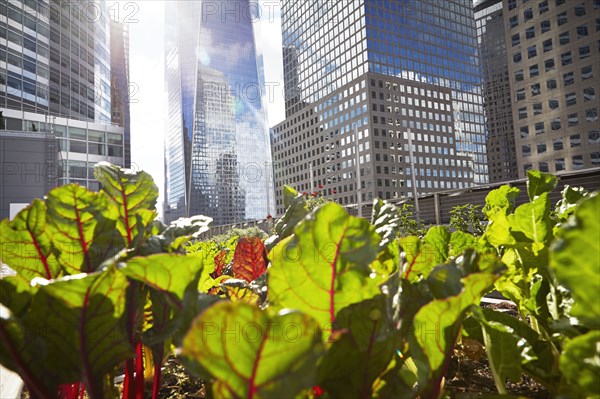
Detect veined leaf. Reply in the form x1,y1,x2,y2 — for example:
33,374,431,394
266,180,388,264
0,275,36,317
220,279,262,306
527,170,557,201
483,185,520,219
120,253,204,309
509,193,553,244
268,203,381,330
266,186,309,251
46,184,124,274
0,199,61,280
317,295,398,398
414,270,499,373
20,268,131,398
181,301,323,399
233,237,267,282
560,331,600,397
400,226,451,281
94,162,158,246
551,194,600,328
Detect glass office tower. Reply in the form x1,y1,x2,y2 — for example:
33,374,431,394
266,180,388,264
164,0,273,224
273,0,487,215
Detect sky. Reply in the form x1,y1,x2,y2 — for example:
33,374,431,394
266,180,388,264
111,0,285,215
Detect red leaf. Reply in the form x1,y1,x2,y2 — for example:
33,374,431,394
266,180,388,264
212,251,227,278
232,237,267,282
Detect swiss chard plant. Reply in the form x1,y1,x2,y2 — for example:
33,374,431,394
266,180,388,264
0,165,598,399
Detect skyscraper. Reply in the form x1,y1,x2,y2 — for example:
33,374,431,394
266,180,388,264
502,0,599,176
0,0,129,219
272,0,487,215
475,0,518,183
164,0,274,225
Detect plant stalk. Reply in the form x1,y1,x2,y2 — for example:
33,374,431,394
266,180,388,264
482,326,508,395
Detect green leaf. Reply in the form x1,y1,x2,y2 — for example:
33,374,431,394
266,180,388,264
371,199,402,250
554,185,589,222
94,162,158,246
509,193,552,244
551,195,600,328
268,203,381,331
400,226,451,281
220,279,262,306
479,319,522,389
483,185,520,219
560,331,600,397
265,186,309,251
0,199,61,280
181,301,323,399
46,184,124,274
414,267,500,373
120,253,204,308
527,170,557,201
0,275,36,317
317,295,398,398
17,268,131,398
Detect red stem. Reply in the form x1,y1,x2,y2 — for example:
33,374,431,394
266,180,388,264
151,349,163,399
123,360,134,399
134,341,145,399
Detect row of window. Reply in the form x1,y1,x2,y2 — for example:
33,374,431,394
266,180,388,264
522,131,599,157
523,153,600,174
520,116,599,138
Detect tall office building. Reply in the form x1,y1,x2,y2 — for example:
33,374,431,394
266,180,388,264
110,20,131,168
475,0,518,183
0,0,129,219
272,0,488,215
164,0,274,225
503,0,599,177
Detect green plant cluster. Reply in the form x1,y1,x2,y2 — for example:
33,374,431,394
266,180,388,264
0,165,598,399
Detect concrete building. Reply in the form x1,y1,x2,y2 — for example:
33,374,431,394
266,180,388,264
0,0,129,219
503,0,599,176
475,0,518,183
163,0,274,224
272,0,488,216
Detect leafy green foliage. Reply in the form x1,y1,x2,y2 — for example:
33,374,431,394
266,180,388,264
1,165,598,399
181,301,323,398
449,204,485,236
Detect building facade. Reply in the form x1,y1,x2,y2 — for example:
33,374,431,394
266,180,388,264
503,0,599,177
272,0,488,215
0,0,129,219
164,0,274,225
475,0,518,183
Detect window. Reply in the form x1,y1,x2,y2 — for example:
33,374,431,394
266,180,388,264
512,33,520,46
534,102,542,115
557,12,567,26
524,8,533,21
583,88,596,102
549,98,559,109
515,69,524,81
524,164,533,174
508,0,516,10
572,155,583,170
541,20,551,33
535,122,545,134
513,52,522,63
563,72,575,86
545,58,555,71
519,107,528,119
592,153,600,166
579,46,591,59
575,3,586,16
543,39,552,52
537,143,547,154
556,0,566,5
539,0,549,13
528,45,537,58
568,113,579,127
551,117,561,130
547,79,557,90
526,27,535,39
577,25,589,38
520,126,530,138
587,109,598,122
553,138,564,150
555,158,566,171
588,130,600,144
566,92,577,106
530,64,539,77
559,32,570,46
531,83,541,96
517,88,526,100
522,145,531,156
561,51,572,65
581,65,593,80
539,162,549,173
510,15,519,28
570,134,581,147
596,17,600,32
